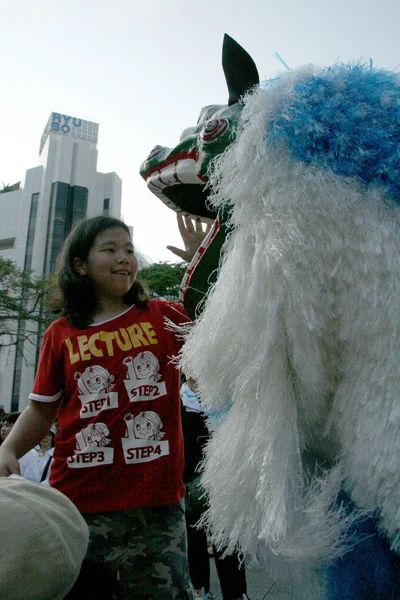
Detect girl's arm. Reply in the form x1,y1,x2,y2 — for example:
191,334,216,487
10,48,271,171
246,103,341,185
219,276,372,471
0,400,60,477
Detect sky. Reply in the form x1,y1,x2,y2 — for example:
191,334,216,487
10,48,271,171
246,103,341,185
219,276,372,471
1,0,399,262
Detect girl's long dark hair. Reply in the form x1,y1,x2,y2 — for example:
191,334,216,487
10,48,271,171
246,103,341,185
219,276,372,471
48,216,149,328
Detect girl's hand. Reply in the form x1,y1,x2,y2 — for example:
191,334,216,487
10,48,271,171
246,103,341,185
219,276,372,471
167,214,212,263
0,448,21,477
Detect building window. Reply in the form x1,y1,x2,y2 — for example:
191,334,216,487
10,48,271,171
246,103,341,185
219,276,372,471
24,193,39,271
103,198,110,215
0,237,15,250
44,183,88,276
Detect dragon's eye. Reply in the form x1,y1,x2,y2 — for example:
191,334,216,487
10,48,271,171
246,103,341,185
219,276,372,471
201,119,228,142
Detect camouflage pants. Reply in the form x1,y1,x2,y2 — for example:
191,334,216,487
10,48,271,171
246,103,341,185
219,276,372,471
83,501,196,600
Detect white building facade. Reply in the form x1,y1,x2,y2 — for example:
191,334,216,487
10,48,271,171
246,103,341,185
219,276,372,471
0,112,123,412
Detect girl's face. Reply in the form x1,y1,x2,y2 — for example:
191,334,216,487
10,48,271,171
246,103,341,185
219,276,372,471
0,421,13,441
74,227,138,307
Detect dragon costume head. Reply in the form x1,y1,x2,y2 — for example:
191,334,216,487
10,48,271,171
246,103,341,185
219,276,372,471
140,35,259,317
141,36,400,599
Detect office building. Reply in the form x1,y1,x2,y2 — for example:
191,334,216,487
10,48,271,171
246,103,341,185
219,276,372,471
0,112,126,411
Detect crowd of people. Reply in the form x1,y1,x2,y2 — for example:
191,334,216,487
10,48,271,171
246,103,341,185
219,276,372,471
0,214,249,600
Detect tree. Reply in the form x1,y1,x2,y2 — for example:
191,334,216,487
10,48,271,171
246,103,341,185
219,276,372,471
0,257,50,354
139,262,187,300
0,182,21,194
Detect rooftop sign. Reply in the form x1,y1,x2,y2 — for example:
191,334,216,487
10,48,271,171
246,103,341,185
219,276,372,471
39,112,99,154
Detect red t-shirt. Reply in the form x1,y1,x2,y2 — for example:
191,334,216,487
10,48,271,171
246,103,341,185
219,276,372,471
29,299,190,513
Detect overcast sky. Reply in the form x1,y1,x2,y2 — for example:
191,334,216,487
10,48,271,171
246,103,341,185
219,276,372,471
1,0,399,262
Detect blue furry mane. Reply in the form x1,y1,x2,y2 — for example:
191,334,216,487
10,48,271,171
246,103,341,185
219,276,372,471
264,63,400,201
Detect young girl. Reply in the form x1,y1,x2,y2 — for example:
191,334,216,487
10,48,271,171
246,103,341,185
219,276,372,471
0,215,198,599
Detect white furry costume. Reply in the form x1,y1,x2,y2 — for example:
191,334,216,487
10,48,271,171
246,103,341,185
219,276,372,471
179,65,400,597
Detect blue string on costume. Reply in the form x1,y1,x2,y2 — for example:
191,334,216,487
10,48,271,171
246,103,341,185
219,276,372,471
264,64,400,201
205,403,232,428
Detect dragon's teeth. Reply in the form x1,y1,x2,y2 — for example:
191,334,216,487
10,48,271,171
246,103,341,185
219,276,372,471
175,159,204,184
157,166,179,186
147,159,205,191
148,182,165,198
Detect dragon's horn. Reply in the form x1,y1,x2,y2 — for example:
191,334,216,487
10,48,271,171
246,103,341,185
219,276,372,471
222,33,260,106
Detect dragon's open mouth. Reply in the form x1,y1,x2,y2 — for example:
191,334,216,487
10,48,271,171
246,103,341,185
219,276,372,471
163,184,215,220
141,153,217,220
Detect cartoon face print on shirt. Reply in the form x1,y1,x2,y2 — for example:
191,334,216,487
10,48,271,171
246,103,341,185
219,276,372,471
123,353,167,402
75,366,115,395
75,366,119,419
124,411,165,441
68,422,114,469
122,411,169,464
79,422,111,448
128,352,162,381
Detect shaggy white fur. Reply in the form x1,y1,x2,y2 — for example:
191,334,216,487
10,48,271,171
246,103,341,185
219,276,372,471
179,68,400,598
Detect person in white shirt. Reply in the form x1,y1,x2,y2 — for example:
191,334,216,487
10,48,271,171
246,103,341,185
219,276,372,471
37,428,56,485
0,412,40,482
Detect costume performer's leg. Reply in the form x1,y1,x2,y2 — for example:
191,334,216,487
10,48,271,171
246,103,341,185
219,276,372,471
186,512,211,592
213,546,247,600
